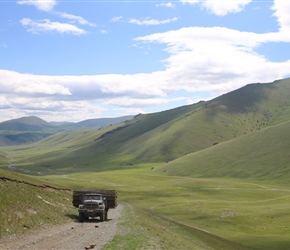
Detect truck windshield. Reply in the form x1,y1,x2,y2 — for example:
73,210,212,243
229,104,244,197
84,195,102,200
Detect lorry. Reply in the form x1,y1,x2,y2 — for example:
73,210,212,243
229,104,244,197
72,190,118,222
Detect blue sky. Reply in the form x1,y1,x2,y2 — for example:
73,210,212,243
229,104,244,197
1,0,290,122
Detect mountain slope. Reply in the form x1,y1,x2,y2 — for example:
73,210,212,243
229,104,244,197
208,78,290,125
117,78,290,163
154,120,290,180
0,116,56,146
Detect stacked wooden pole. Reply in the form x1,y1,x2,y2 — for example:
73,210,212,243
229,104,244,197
72,190,118,209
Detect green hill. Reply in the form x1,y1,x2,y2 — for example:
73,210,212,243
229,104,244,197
154,120,290,181
0,168,75,238
92,78,290,165
0,116,56,146
0,116,55,131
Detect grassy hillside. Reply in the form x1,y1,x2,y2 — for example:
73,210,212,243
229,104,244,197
93,78,290,166
0,116,57,146
0,103,204,174
60,77,288,168
0,149,7,166
0,128,110,174
0,131,53,146
0,168,75,238
211,79,290,125
154,120,290,181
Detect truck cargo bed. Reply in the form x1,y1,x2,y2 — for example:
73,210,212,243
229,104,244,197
72,190,118,209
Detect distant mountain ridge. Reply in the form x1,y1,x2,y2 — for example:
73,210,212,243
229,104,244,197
55,115,135,129
0,115,135,145
0,116,54,131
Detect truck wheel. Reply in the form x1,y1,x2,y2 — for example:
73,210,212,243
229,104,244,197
100,211,105,222
105,211,108,221
79,212,84,222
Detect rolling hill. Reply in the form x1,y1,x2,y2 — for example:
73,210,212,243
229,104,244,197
0,116,56,145
154,119,290,180
0,116,54,131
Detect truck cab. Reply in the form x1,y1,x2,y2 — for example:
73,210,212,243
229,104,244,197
78,193,108,222
72,190,117,223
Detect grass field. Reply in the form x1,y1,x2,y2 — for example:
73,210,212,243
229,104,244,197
37,165,290,250
1,163,290,249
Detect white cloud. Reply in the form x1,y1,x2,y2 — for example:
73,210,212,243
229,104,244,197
111,16,123,23
180,0,251,16
202,0,251,16
17,0,57,12
20,18,87,35
105,97,169,108
0,70,71,96
156,2,176,8
129,17,178,26
135,25,290,95
55,12,95,27
272,0,290,32
180,0,199,4
18,0,94,35
0,98,105,123
0,70,170,121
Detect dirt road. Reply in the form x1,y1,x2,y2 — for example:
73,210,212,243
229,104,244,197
0,204,123,250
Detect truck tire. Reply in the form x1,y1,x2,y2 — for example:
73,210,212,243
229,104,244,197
105,210,108,221
79,212,84,222
100,211,105,222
